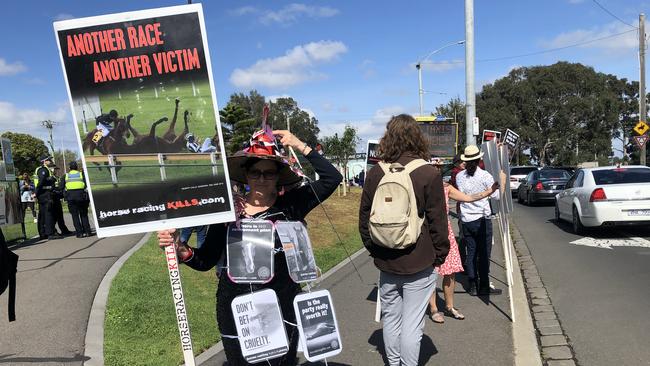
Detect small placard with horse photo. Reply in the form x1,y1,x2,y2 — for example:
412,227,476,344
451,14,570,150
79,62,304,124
54,4,235,237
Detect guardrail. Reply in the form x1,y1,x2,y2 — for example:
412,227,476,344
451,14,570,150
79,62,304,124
85,153,221,184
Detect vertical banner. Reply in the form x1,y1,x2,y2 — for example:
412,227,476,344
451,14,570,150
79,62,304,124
293,290,342,362
276,221,319,283
503,129,519,156
231,289,289,363
53,4,235,237
498,146,513,213
0,138,15,181
365,140,380,173
227,220,275,283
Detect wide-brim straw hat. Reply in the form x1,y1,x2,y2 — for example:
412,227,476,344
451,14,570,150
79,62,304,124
227,129,303,186
461,145,484,161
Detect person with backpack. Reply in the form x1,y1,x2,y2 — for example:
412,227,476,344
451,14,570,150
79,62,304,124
359,114,449,366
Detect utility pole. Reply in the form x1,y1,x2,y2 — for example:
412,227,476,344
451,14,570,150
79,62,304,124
465,0,476,147
640,13,647,166
41,120,57,155
417,63,424,116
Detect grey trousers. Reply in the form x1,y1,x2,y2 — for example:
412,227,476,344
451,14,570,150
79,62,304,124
380,267,437,366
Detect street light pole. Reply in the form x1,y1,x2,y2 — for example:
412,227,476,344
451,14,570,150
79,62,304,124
416,40,465,116
465,0,476,146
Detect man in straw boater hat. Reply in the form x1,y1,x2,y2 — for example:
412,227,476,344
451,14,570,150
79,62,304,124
158,121,342,365
455,145,502,296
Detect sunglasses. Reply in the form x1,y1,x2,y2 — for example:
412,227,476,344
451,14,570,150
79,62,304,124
247,169,278,180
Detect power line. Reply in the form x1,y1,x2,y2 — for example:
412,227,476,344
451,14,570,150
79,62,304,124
422,28,637,65
591,0,637,29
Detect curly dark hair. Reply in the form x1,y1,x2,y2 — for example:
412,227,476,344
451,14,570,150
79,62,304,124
378,114,429,163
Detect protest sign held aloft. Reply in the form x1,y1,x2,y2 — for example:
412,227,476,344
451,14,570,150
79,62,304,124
54,4,235,237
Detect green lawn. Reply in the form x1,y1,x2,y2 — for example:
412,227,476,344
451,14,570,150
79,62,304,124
104,190,363,365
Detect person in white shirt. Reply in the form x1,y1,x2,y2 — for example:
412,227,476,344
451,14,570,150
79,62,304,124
455,145,502,296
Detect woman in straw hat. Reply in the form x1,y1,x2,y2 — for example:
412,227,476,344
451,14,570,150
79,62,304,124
428,158,498,323
158,129,342,365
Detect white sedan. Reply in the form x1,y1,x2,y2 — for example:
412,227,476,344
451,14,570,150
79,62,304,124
555,165,650,234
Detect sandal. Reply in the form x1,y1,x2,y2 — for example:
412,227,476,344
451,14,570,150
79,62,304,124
430,311,445,323
445,307,465,320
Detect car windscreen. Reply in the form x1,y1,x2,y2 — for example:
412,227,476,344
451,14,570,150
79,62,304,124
539,170,571,180
510,167,537,175
592,168,650,185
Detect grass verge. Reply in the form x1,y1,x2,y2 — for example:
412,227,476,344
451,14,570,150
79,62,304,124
104,187,363,365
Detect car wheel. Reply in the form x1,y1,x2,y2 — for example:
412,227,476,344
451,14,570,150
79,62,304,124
572,206,585,235
554,202,561,222
527,192,534,206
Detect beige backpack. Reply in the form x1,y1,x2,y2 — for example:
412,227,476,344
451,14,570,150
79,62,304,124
369,159,428,249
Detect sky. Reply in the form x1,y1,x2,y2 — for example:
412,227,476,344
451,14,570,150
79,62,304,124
0,0,647,156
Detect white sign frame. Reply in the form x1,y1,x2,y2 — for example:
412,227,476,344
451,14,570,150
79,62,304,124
53,4,235,237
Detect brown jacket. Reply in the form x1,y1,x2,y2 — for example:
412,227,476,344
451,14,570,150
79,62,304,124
359,153,450,275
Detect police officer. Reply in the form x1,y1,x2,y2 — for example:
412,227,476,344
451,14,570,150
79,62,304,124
60,161,92,238
52,166,73,236
34,155,61,240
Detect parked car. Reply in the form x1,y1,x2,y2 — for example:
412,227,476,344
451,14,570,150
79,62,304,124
518,169,572,205
555,166,650,234
509,166,539,196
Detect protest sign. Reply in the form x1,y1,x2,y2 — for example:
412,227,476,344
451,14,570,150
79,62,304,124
164,244,195,365
227,219,275,283
503,129,519,153
499,145,513,213
232,289,289,363
0,138,15,181
276,221,318,283
293,290,342,362
482,129,501,143
53,4,235,237
365,140,380,173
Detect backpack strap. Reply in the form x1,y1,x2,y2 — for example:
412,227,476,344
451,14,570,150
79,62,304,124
378,161,406,174
403,159,429,174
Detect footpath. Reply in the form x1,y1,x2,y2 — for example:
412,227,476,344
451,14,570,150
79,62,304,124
200,219,530,366
0,216,143,366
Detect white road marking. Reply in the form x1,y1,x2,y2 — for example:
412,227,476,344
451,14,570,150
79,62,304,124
570,235,650,250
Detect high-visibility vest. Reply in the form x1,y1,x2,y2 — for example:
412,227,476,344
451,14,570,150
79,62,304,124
65,170,85,190
33,166,55,187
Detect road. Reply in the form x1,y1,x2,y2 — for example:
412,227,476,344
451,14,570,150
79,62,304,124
512,201,650,366
0,217,143,366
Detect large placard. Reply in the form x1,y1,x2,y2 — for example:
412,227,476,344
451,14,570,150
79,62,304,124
53,4,235,237
232,289,289,363
365,140,380,173
0,138,15,181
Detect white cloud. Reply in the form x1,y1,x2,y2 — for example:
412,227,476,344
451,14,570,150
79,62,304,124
0,58,27,76
0,101,79,152
229,6,258,16
230,41,348,89
542,21,637,51
319,106,406,144
54,13,75,21
259,3,339,25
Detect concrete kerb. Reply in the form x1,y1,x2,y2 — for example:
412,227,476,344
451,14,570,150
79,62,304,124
83,232,150,366
510,221,578,366
190,247,369,366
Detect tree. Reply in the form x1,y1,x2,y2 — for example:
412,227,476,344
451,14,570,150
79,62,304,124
322,125,360,195
220,91,320,154
1,132,49,175
53,149,79,171
475,62,622,166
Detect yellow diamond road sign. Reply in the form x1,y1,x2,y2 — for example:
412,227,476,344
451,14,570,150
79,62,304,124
634,121,649,135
